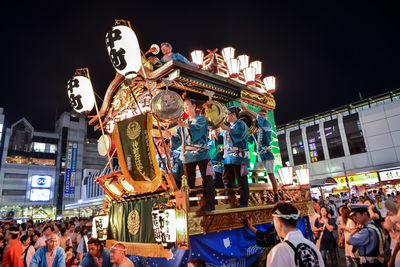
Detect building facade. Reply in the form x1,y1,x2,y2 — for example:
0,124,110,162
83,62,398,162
277,89,400,195
0,111,107,220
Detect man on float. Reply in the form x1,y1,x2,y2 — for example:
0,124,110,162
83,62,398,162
241,102,279,203
160,42,191,64
166,99,216,211
220,106,250,208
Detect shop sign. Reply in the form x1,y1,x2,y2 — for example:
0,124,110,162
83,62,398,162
334,172,379,187
379,169,400,181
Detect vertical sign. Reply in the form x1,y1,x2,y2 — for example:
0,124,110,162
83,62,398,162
70,143,78,195
65,143,73,196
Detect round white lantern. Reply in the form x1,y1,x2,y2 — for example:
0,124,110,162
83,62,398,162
105,25,142,79
67,75,95,113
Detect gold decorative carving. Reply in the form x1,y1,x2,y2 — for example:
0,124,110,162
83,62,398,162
127,210,140,235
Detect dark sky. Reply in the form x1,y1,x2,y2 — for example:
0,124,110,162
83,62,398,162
1,2,399,131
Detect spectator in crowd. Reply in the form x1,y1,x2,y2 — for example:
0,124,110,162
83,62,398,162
338,205,359,267
364,198,383,229
2,226,24,267
110,243,135,267
375,194,388,218
76,223,91,261
188,258,206,267
35,225,54,250
79,238,111,267
347,204,385,266
30,233,65,267
21,234,35,267
68,224,78,250
59,228,71,250
314,206,337,266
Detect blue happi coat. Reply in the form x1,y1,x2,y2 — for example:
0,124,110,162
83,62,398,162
250,115,274,161
171,114,210,164
223,119,250,166
156,149,184,182
208,136,224,173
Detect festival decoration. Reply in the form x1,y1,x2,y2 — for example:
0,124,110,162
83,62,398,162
250,61,262,78
278,166,294,186
263,76,276,93
243,67,256,85
237,54,249,70
105,24,142,79
221,47,235,62
66,75,95,113
296,168,311,186
226,58,241,78
190,50,204,66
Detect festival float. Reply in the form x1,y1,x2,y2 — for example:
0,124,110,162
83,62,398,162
66,19,314,266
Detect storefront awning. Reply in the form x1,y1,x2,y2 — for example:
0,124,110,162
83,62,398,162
310,177,337,188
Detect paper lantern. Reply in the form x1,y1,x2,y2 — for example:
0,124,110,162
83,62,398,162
250,61,262,78
226,58,241,78
164,208,176,243
296,168,310,186
221,47,235,62
278,166,294,186
237,54,249,70
190,50,204,66
263,76,276,93
104,179,123,196
105,25,141,79
243,67,256,85
67,75,95,113
118,176,135,193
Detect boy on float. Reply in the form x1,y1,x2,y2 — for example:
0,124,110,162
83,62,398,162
220,106,250,208
166,99,216,211
241,102,279,203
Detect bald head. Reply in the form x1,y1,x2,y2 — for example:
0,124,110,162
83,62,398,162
46,233,59,252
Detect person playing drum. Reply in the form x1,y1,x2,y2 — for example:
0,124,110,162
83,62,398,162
241,102,279,203
220,106,250,208
165,99,216,211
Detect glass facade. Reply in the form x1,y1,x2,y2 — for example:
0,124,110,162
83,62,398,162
343,113,366,155
290,129,307,165
324,119,345,159
306,125,325,162
278,134,289,164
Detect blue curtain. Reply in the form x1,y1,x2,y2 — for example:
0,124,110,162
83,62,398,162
128,216,313,267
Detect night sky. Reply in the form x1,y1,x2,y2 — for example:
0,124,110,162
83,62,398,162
1,2,399,131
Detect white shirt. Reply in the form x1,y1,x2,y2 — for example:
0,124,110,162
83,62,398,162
376,200,388,218
266,230,325,267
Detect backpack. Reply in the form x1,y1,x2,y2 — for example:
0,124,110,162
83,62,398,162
285,240,320,267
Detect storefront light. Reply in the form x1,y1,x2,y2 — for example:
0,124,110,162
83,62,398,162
190,50,204,66
243,67,256,86
296,168,310,186
237,54,249,70
278,166,294,186
221,47,235,62
250,61,262,78
263,76,276,93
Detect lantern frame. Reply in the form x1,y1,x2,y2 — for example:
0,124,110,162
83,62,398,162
190,50,204,66
278,166,294,186
250,61,262,78
296,168,310,186
237,54,249,70
226,58,241,78
243,67,256,86
263,76,276,93
221,47,235,62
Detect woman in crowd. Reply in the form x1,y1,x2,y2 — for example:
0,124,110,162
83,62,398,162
59,227,71,250
364,198,383,228
314,206,338,266
20,234,35,267
338,205,358,267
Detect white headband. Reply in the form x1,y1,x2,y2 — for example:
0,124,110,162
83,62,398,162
272,210,300,220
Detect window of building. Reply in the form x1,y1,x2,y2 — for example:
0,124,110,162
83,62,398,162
324,119,345,159
277,134,289,165
49,144,57,153
4,173,26,179
290,129,307,165
306,125,325,162
343,113,366,155
33,142,46,152
2,190,26,196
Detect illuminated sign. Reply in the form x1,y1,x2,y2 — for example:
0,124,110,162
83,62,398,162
31,175,51,188
334,172,379,187
379,169,400,181
30,189,51,201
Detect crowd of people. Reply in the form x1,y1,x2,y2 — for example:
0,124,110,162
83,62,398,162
0,217,135,267
307,189,400,267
